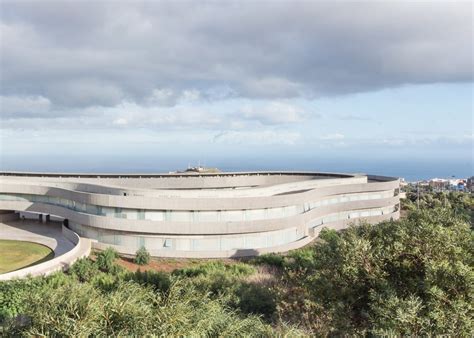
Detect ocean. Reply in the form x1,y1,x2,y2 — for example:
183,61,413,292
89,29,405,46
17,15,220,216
1,154,472,182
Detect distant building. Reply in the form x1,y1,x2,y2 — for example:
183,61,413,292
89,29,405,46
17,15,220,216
429,178,449,190
451,179,467,191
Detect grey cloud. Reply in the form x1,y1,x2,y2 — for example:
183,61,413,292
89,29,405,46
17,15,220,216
0,1,472,116
234,102,312,125
47,79,125,108
0,95,51,118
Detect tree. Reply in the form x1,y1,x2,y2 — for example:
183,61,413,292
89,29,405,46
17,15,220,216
279,208,473,335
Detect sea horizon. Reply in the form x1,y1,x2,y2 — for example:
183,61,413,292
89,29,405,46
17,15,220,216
1,155,471,182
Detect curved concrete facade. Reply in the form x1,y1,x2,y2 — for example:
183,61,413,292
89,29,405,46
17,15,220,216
0,171,400,258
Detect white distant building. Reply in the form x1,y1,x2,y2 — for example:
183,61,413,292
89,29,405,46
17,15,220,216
429,178,448,190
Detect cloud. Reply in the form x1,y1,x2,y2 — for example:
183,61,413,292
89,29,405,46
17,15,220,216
146,89,176,107
236,102,309,125
112,117,128,126
48,79,125,108
0,1,471,114
0,95,52,118
105,103,224,130
146,89,202,107
213,130,302,145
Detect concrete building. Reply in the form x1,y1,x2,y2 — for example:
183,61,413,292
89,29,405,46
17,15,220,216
429,178,449,191
0,171,400,258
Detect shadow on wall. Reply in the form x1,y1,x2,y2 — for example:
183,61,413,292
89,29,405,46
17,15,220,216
231,248,260,258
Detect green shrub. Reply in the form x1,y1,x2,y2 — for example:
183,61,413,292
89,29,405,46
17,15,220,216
8,280,156,336
4,278,278,336
173,261,255,278
91,273,119,292
44,271,71,288
108,263,126,276
172,261,256,298
95,247,118,272
236,283,277,319
251,253,285,268
134,246,151,265
128,270,171,292
0,281,28,322
0,277,47,323
69,258,99,282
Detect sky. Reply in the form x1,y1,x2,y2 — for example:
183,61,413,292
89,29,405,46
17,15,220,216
0,1,472,180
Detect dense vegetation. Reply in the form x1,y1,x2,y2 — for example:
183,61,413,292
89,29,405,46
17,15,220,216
0,192,472,335
275,208,473,335
402,190,473,223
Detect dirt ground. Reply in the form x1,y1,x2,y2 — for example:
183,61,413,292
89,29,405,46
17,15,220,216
114,255,244,273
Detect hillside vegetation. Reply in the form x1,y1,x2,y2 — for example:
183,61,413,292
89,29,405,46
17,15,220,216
1,192,472,336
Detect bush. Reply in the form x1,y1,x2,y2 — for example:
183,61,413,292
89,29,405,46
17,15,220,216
69,258,99,282
4,278,278,336
108,263,126,276
172,261,256,297
236,283,277,319
95,247,118,272
173,261,255,278
0,277,48,323
152,281,275,336
128,270,171,292
91,273,119,292
7,280,155,336
134,246,151,265
251,253,285,268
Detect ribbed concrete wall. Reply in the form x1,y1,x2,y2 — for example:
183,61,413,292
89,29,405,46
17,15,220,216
0,171,400,258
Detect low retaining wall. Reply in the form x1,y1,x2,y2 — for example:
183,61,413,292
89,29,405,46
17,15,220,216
92,235,314,258
62,224,80,245
0,225,91,281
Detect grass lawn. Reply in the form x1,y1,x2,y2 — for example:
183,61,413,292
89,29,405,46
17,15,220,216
0,240,54,274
